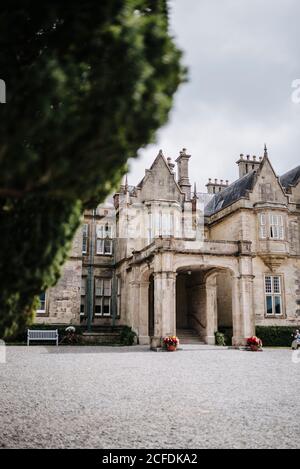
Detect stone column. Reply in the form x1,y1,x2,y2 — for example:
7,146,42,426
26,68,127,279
204,273,217,345
138,280,150,345
232,274,255,346
151,271,176,349
231,275,242,345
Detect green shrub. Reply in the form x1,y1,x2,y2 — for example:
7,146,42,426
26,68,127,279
256,326,297,347
120,326,137,346
217,327,232,346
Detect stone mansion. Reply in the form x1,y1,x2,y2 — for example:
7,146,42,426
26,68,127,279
35,147,300,347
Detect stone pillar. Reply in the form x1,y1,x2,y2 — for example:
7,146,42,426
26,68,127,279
151,271,176,349
232,274,255,346
204,273,217,345
138,280,150,345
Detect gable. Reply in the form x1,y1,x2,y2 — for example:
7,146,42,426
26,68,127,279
138,153,182,203
249,157,288,205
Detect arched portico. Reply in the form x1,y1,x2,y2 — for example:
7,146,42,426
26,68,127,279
129,248,255,348
176,267,234,344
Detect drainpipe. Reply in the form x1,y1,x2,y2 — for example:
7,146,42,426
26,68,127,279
111,216,117,329
86,210,95,332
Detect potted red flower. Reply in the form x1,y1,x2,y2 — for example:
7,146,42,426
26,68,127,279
163,336,179,351
246,336,263,351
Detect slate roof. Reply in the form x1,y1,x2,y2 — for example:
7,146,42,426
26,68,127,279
279,166,300,189
204,170,256,216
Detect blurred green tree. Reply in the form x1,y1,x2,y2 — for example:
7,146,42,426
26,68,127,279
0,1,185,338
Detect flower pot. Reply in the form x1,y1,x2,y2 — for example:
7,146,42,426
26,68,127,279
167,345,177,352
250,345,259,351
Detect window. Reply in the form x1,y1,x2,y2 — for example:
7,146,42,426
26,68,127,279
270,214,284,240
94,278,112,316
96,224,113,255
259,213,284,240
82,224,88,254
265,276,283,316
260,214,267,239
37,292,46,313
80,277,86,316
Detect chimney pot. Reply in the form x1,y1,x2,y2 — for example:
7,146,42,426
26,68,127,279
246,154,250,160
214,178,218,184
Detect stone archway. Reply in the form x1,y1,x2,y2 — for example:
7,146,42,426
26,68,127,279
175,266,235,345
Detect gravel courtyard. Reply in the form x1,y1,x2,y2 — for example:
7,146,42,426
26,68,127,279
0,345,299,449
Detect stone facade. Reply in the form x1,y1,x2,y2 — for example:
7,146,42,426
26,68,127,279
35,147,300,347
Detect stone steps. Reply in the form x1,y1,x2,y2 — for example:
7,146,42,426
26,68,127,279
177,328,204,344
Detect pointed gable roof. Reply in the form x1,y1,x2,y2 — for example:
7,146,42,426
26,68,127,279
137,149,183,195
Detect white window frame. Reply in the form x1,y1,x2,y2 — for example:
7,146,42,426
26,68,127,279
264,275,283,317
270,214,284,240
259,213,267,239
94,278,112,316
259,213,285,240
96,224,113,255
37,292,46,314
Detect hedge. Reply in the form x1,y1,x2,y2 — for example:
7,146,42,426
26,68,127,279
256,326,298,347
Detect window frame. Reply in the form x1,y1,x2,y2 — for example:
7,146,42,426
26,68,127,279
264,274,284,317
94,278,112,317
96,224,113,256
80,276,87,316
258,212,285,241
37,292,47,314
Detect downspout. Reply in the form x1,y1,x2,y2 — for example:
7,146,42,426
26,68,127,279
87,210,95,332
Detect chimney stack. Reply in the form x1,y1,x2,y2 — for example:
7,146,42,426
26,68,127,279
176,148,191,199
206,178,229,194
236,152,262,178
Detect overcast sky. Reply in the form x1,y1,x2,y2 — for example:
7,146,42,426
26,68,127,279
128,0,300,191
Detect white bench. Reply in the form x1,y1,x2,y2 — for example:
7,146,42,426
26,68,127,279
27,329,58,346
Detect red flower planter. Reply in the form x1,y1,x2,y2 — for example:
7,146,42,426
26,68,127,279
167,345,177,352
250,345,259,352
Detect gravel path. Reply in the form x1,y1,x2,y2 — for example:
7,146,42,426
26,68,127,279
0,345,299,449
